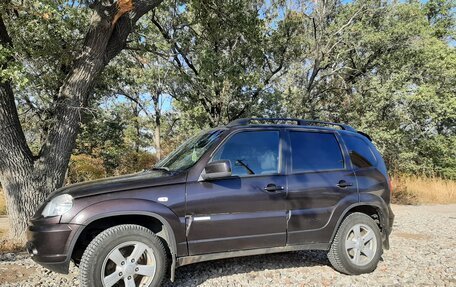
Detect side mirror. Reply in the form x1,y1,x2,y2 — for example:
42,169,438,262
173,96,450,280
201,160,232,181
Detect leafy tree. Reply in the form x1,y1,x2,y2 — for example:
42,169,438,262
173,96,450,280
104,53,177,161
0,0,163,240
277,0,455,178
139,0,299,129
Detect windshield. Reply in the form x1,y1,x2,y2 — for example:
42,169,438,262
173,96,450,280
155,129,224,171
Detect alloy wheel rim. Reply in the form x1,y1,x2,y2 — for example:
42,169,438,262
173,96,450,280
345,223,377,266
101,241,156,287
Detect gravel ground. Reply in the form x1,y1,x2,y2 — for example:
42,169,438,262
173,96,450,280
0,204,455,287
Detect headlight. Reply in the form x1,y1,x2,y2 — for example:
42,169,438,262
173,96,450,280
41,194,74,218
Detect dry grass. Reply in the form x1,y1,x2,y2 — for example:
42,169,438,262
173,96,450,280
0,188,6,215
391,175,456,205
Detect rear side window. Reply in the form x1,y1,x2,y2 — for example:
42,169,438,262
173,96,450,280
290,131,344,172
342,135,377,168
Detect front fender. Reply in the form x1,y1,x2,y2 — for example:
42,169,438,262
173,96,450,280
67,198,186,256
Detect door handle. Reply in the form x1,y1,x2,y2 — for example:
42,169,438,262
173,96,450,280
264,184,285,193
337,180,353,189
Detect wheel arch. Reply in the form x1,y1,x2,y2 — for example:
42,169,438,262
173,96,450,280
71,212,177,260
330,202,389,248
66,199,183,281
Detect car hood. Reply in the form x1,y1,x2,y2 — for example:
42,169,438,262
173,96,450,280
49,170,187,199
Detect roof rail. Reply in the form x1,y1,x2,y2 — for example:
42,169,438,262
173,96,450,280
226,118,357,132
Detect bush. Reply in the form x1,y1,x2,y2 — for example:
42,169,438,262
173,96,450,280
67,154,107,184
115,151,157,175
66,151,158,184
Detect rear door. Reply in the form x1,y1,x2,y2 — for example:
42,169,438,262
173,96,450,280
185,129,288,255
285,129,358,245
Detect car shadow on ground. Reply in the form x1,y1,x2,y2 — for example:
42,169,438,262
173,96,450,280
164,250,330,287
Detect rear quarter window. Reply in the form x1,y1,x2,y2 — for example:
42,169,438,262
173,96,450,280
342,134,377,168
289,131,344,172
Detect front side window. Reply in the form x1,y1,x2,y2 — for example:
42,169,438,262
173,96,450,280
212,131,280,176
290,131,344,172
342,135,377,168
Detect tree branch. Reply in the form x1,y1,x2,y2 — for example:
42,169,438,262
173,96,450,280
105,0,164,62
150,13,199,76
37,0,163,179
0,14,34,170
125,45,171,59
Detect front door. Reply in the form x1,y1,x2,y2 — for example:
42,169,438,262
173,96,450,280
186,129,288,255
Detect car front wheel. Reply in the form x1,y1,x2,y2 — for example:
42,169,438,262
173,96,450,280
328,212,382,275
79,224,168,287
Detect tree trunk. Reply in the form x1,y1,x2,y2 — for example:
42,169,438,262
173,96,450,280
134,103,141,153
0,80,66,240
1,167,65,240
154,118,161,161
153,95,162,160
0,0,163,241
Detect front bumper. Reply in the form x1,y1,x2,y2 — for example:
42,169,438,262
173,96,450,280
26,221,82,274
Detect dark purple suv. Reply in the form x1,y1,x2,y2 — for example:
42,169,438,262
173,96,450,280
27,118,394,287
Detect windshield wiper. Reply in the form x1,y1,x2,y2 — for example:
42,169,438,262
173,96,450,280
151,166,171,172
235,160,255,175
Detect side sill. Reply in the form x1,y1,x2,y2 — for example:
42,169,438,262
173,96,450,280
176,243,329,267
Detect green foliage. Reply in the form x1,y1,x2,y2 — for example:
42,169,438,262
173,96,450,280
276,0,456,179
1,0,90,153
135,0,298,129
424,0,456,39
73,104,159,178
3,0,455,181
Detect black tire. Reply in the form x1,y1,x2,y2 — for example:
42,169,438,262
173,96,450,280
328,212,382,275
79,224,168,287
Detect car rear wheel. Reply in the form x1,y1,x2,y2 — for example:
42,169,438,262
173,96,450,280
79,224,167,287
328,212,382,275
